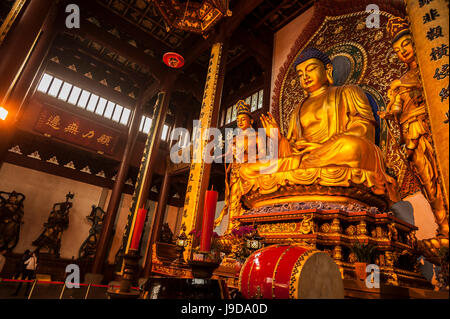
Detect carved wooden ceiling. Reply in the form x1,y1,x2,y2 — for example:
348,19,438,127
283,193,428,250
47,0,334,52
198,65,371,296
245,0,314,32
96,0,191,49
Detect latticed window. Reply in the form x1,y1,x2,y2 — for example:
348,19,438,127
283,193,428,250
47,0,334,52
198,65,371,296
36,72,169,140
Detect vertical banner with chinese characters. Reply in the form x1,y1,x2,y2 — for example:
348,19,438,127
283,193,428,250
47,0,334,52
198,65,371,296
405,0,449,207
34,105,120,155
115,92,167,275
180,42,224,260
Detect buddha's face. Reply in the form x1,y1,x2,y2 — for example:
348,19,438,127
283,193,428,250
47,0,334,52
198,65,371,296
237,114,252,130
295,58,329,93
393,34,415,65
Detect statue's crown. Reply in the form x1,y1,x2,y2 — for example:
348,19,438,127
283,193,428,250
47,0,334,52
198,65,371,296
236,100,252,118
387,17,410,43
294,47,331,68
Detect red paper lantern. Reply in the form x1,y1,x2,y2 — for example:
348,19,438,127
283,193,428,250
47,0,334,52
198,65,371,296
163,52,185,69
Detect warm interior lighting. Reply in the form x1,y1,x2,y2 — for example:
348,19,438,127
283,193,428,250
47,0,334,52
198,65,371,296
0,106,8,120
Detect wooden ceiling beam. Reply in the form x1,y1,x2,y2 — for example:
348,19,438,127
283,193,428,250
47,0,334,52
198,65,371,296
54,36,147,86
253,0,291,29
175,74,204,102
181,0,265,69
73,19,168,82
80,1,172,56
231,29,272,66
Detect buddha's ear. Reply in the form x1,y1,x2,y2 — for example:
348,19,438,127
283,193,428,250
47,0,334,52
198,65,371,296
325,63,334,85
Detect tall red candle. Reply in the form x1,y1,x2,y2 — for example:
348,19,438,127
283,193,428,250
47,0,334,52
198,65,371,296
200,188,218,252
130,208,147,250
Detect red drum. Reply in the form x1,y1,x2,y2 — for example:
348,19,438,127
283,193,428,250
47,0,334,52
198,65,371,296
239,245,344,299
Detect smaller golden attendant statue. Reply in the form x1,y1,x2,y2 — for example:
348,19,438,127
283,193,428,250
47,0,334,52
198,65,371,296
215,101,265,234
381,17,448,262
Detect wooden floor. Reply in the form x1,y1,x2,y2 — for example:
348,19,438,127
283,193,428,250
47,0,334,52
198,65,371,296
343,279,449,299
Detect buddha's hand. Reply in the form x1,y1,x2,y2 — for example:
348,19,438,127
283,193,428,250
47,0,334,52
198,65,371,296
261,113,282,140
296,141,321,155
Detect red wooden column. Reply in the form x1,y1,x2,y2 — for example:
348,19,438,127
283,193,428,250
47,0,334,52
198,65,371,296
0,0,58,168
90,91,146,275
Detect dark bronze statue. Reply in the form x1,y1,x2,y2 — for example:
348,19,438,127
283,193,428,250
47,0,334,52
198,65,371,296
160,223,174,244
78,205,105,259
0,191,25,252
32,192,74,257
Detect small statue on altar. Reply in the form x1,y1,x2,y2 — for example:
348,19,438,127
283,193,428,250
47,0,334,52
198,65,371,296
214,100,266,234
0,191,25,251
32,192,74,257
160,222,174,244
380,17,448,261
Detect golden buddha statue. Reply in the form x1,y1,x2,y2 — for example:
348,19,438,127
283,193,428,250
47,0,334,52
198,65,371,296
380,17,448,261
231,48,399,218
215,101,266,233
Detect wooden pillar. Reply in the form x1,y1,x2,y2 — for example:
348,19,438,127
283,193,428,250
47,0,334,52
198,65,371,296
90,92,146,274
6,2,61,119
179,39,229,260
0,0,58,168
115,75,176,275
142,102,185,277
142,167,171,277
0,0,55,107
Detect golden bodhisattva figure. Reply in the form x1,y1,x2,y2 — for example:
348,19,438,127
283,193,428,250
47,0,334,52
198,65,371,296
381,17,449,261
215,101,266,234
234,48,399,212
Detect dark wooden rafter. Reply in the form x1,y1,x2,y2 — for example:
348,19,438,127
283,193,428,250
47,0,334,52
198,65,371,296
271,0,315,31
174,74,204,102
231,28,272,66
53,37,147,87
180,0,265,69
79,0,173,56
253,0,292,29
72,18,167,82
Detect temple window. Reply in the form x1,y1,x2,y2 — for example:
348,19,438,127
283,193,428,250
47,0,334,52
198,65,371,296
138,115,170,141
36,72,132,126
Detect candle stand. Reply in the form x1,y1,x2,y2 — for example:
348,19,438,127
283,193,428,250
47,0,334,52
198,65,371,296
188,251,221,279
107,249,141,299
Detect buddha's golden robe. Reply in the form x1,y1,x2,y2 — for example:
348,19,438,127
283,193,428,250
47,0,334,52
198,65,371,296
239,85,400,203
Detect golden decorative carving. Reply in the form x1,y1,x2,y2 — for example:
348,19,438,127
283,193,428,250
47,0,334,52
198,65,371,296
356,221,368,236
258,222,297,234
387,223,398,241
330,219,342,234
299,214,315,235
346,225,357,236
320,223,331,233
333,246,343,261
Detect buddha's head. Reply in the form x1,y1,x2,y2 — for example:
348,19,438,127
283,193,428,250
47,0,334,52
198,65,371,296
236,100,253,130
387,17,415,65
392,34,415,65
294,48,334,94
